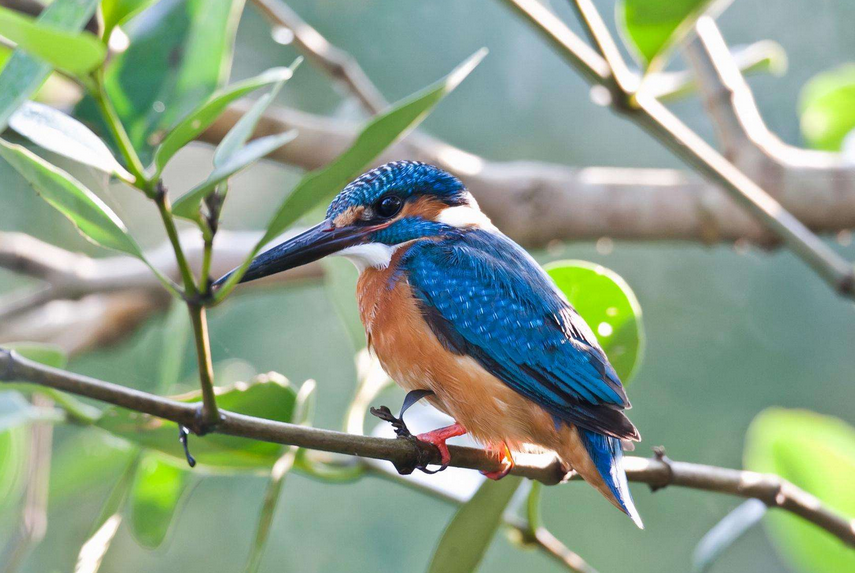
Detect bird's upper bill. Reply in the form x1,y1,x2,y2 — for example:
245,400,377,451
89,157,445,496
216,161,494,286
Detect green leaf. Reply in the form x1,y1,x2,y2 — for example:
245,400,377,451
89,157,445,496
0,404,30,513
9,101,132,180
129,454,195,547
427,476,522,573
100,0,159,41
172,129,297,221
156,302,192,394
545,260,645,384
0,0,99,131
744,408,855,573
95,373,298,470
0,6,105,75
799,64,855,152
0,139,142,257
618,0,732,71
153,67,294,176
214,48,487,301
75,0,245,164
213,58,301,168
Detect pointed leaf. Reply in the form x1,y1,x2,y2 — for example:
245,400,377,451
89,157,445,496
10,101,132,179
0,139,143,257
75,0,246,164
172,130,297,221
744,409,855,573
129,454,195,547
95,374,298,470
215,48,487,300
213,58,300,168
100,0,159,41
153,67,294,175
618,0,732,71
427,476,522,573
0,0,99,130
546,260,645,383
0,408,30,513
0,6,105,75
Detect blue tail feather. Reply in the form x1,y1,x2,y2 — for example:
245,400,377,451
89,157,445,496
579,428,643,528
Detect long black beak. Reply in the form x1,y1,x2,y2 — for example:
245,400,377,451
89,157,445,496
213,219,380,288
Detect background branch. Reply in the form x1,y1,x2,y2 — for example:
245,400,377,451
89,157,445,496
1,348,853,548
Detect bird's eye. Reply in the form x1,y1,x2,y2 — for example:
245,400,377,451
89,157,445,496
376,195,403,218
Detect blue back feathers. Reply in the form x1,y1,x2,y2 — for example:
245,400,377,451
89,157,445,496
402,229,639,442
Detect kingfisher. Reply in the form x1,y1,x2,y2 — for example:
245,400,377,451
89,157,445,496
216,161,642,527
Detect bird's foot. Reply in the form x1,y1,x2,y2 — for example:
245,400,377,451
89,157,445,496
481,442,514,480
414,423,467,473
369,389,436,439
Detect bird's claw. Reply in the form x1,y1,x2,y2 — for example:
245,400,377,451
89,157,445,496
178,425,196,468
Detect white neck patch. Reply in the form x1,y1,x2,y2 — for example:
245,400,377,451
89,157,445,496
437,205,497,232
335,243,398,273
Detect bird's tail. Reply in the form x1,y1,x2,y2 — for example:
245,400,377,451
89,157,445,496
560,425,643,529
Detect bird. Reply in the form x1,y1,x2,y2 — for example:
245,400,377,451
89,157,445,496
215,160,642,527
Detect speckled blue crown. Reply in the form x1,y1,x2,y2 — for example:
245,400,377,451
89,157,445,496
326,161,467,219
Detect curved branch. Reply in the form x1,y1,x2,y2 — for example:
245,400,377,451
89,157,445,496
2,348,853,547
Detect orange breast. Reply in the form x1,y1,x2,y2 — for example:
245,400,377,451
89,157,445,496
355,246,560,450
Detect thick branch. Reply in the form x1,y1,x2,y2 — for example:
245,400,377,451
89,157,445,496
2,348,853,547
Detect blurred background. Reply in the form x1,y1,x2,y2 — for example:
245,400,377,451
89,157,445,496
2,0,855,571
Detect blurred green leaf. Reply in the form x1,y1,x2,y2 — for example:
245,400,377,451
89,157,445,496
0,139,143,257
0,0,99,130
153,66,293,176
427,476,522,573
156,301,192,394
799,64,855,151
215,48,487,301
213,61,298,168
0,6,105,75
172,129,297,221
129,454,195,548
744,408,855,573
618,0,731,71
95,373,298,470
100,0,159,41
9,101,132,180
546,260,645,383
50,430,135,506
245,447,297,573
76,0,245,163
0,405,30,514
322,258,365,352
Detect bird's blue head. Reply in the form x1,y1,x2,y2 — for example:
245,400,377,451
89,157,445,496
220,161,493,285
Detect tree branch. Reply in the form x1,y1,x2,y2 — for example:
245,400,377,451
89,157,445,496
2,348,853,547
496,0,855,298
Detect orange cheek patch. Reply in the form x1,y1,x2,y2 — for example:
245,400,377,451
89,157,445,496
333,205,365,227
401,196,446,221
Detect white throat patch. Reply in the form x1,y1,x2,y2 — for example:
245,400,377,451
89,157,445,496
335,243,398,272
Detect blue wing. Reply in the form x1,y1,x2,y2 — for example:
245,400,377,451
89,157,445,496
404,230,639,441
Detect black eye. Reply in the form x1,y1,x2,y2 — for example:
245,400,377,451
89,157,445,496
376,195,403,218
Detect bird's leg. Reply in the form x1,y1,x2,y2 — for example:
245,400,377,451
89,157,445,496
370,389,435,438
481,442,514,480
415,423,467,470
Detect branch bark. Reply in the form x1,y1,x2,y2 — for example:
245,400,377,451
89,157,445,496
2,348,853,547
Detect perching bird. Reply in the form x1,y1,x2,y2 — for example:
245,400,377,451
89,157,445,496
215,161,642,527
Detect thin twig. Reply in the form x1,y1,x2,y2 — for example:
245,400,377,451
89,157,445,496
497,0,855,298
505,515,599,573
248,0,388,114
2,348,853,546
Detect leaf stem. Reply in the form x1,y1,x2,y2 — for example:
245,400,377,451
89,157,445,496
187,303,220,429
90,72,148,189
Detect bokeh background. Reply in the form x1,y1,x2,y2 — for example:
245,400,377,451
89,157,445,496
2,0,855,571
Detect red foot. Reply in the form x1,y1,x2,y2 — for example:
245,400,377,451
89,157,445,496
416,423,467,466
481,442,515,480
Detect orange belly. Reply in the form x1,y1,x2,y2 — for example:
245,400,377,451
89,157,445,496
356,251,560,451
